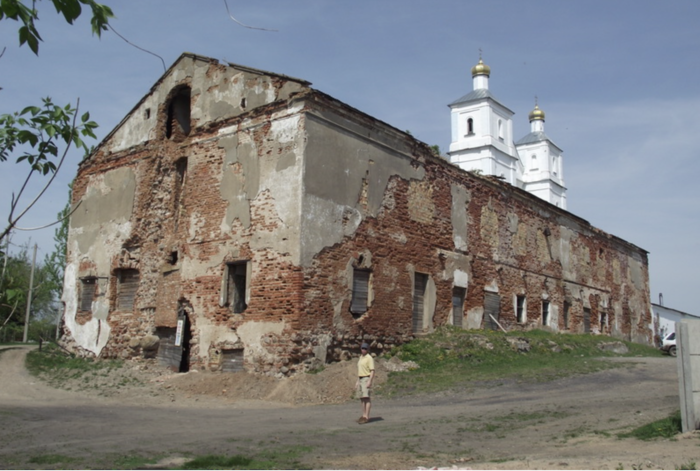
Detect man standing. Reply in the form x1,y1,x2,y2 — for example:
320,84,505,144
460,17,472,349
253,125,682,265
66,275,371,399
356,342,375,424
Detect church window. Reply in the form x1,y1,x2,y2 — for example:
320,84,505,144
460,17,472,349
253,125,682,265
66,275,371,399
516,295,526,323
166,86,191,141
466,118,474,136
79,277,97,312
350,268,371,317
452,287,466,328
222,262,249,314
116,269,139,311
531,155,538,171
412,273,429,333
542,300,550,326
498,119,504,141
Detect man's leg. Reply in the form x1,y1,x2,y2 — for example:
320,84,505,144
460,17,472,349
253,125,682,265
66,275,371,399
362,398,371,420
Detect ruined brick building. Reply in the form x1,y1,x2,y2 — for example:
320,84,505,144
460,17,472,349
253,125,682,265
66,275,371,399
61,53,652,374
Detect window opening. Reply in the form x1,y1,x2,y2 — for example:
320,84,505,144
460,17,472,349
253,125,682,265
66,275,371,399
466,118,474,135
221,348,244,372
516,295,526,323
79,277,97,311
600,311,608,334
166,87,191,140
542,300,550,326
583,307,591,333
168,251,178,265
412,273,429,333
452,287,466,328
484,292,501,331
350,268,371,317
225,262,248,313
498,119,504,141
116,269,139,311
563,301,571,329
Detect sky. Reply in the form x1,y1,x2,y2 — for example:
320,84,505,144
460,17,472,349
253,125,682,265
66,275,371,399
1,0,699,315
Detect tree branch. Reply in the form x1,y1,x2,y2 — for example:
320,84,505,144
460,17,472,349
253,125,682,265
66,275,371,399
14,200,81,232
0,99,81,242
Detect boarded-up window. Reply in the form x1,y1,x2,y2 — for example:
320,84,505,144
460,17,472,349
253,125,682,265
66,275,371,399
412,273,428,333
583,307,591,333
350,269,371,316
484,292,501,330
225,262,248,313
79,277,97,311
221,349,244,373
542,300,550,326
516,295,526,323
452,287,466,328
116,269,139,311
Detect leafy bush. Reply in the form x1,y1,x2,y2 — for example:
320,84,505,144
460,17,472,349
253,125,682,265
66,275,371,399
618,410,683,440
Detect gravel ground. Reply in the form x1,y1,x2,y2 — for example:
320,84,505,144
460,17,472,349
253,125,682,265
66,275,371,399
0,345,698,470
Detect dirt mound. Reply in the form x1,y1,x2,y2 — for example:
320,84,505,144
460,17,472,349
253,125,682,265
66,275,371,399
165,357,393,405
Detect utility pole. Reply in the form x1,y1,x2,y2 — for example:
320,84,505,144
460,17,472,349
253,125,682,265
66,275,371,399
22,243,37,343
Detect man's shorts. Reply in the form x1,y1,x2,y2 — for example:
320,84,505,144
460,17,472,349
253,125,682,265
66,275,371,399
357,376,371,398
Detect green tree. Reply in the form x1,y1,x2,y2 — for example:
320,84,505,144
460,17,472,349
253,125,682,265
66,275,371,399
43,182,71,296
0,0,115,339
0,99,97,242
0,243,56,342
0,0,113,55
0,0,113,244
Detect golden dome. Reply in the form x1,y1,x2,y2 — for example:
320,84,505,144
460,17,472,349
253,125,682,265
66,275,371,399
529,104,545,122
471,58,491,77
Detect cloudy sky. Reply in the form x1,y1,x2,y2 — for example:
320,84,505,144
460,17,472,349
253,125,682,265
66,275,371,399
2,0,698,315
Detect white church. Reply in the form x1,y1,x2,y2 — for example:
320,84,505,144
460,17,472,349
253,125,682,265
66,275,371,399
448,57,567,209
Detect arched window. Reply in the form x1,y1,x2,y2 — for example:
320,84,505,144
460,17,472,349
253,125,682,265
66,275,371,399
466,118,474,135
498,119,504,141
166,87,191,141
531,154,538,171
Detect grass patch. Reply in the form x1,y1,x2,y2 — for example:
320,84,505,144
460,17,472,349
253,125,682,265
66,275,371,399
618,410,682,440
180,447,311,469
112,454,163,469
25,342,124,388
457,409,572,437
180,455,258,469
380,327,661,397
28,453,81,465
178,445,312,470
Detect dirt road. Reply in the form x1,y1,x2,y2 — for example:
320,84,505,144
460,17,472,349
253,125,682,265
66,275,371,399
0,346,697,470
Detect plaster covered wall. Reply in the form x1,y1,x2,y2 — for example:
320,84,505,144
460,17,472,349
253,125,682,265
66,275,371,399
62,166,136,355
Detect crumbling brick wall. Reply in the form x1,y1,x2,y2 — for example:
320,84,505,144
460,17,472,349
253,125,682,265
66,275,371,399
61,54,651,377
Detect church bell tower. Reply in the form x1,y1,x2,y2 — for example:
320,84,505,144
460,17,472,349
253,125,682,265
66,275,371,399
447,57,521,185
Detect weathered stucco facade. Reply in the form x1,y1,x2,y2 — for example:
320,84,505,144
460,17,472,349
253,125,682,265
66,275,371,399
61,53,652,375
